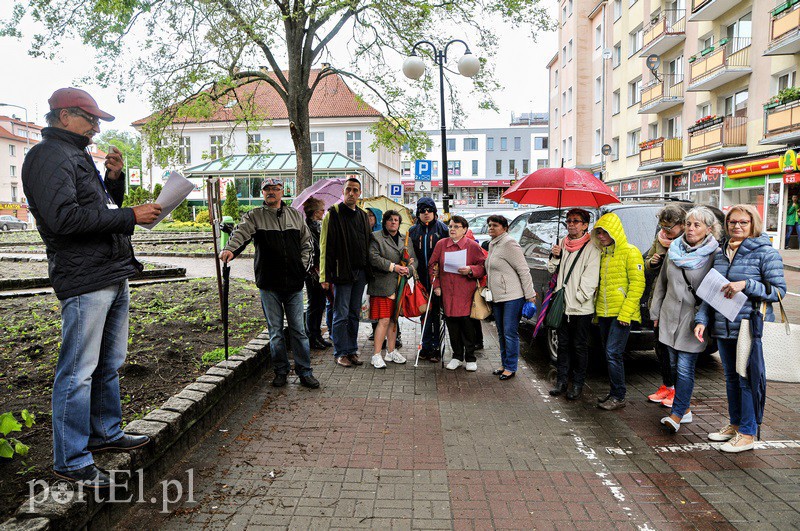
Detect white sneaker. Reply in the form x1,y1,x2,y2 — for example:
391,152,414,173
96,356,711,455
680,411,693,424
371,354,387,369
708,424,737,442
719,432,755,453
445,359,463,370
465,362,478,372
384,350,407,364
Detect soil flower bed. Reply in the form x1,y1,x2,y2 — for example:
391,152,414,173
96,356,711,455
0,278,267,520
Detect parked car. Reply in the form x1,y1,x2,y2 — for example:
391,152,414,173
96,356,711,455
507,200,724,360
467,210,523,245
0,215,28,231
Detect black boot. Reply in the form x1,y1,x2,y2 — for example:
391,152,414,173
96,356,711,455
566,384,583,400
549,382,568,396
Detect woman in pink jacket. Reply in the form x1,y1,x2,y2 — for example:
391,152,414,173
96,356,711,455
428,215,487,371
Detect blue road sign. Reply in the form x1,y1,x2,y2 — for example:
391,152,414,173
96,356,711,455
389,184,403,197
415,160,432,181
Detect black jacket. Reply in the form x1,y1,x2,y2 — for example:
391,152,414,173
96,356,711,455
21,127,139,300
408,217,449,288
319,203,372,284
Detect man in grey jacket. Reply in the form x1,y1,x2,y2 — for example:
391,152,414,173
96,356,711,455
220,178,319,389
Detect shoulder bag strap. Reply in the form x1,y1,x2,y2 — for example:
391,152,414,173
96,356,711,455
561,240,589,287
680,268,703,306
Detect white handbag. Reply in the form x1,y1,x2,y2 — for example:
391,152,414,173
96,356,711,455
736,293,800,383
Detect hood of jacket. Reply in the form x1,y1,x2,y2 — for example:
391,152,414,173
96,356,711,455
591,212,629,253
415,197,437,217
725,234,772,255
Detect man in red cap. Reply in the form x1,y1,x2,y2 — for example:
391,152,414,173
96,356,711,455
22,87,162,488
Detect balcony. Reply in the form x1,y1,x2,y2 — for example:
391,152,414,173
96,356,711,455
685,116,747,160
765,0,800,55
639,10,687,57
761,98,800,145
687,38,752,92
690,0,740,20
639,75,685,114
638,138,683,170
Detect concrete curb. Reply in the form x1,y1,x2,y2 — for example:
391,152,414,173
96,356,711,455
1,333,271,530
0,260,188,290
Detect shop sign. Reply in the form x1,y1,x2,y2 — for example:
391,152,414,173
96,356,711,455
639,177,661,194
690,169,721,190
726,157,781,179
620,180,639,196
608,182,621,195
786,173,799,184
706,165,725,176
0,203,25,210
671,174,689,192
784,150,797,173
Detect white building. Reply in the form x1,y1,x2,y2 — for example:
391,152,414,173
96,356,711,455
132,71,401,201
0,115,41,221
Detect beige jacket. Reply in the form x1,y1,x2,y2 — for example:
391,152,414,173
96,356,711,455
546,237,601,316
486,232,536,303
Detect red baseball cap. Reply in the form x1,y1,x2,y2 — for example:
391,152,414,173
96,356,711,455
48,88,115,122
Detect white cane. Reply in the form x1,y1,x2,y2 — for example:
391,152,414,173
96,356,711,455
415,272,437,367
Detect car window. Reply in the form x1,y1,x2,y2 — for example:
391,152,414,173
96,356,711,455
470,215,490,235
608,206,662,254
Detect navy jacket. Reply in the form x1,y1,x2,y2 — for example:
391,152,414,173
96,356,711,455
408,218,449,288
22,127,139,300
695,235,787,339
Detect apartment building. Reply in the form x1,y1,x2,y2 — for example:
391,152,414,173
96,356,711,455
132,71,401,202
400,117,550,207
549,0,800,247
0,116,41,221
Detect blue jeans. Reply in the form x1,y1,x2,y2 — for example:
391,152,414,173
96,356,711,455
493,297,525,372
597,317,631,400
53,281,129,472
665,345,699,418
332,268,367,358
260,289,312,377
717,338,757,436
786,223,798,248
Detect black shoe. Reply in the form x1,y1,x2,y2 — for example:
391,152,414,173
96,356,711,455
87,434,150,453
566,385,583,400
492,368,504,375
474,343,484,350
310,339,328,350
597,393,611,404
598,397,626,411
272,373,288,387
318,338,332,348
53,464,111,489
549,382,567,396
499,372,516,381
299,374,320,389
395,337,403,348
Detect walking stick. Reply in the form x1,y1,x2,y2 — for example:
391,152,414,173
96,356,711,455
207,177,229,360
415,272,437,367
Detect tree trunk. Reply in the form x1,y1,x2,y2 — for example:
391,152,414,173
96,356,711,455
288,92,313,192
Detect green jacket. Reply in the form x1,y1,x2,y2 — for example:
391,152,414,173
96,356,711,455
592,213,646,323
788,202,798,225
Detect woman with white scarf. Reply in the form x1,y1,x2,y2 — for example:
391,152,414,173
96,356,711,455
649,206,721,432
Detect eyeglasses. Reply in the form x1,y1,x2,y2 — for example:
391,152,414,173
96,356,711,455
659,223,678,232
70,109,100,126
727,219,751,227
449,225,464,230
264,186,283,192
419,208,434,214
566,219,585,224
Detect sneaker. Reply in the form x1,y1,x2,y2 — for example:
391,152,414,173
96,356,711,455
384,350,407,364
597,393,612,404
648,385,672,403
708,424,738,442
598,397,626,411
680,411,693,424
660,388,675,408
720,433,755,453
371,354,387,369
445,359,463,370
661,416,681,433
465,362,478,372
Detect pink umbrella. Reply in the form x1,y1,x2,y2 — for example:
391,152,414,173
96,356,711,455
292,178,346,212
503,167,620,208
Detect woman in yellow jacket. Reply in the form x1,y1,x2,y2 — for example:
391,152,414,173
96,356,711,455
592,213,646,411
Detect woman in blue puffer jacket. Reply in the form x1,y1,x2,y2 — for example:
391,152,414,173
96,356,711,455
694,204,786,454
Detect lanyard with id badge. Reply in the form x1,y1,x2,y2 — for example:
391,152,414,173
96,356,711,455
88,150,118,209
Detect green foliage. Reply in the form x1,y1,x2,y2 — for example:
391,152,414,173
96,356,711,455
123,186,153,207
223,182,241,221
195,209,210,224
172,199,191,221
95,130,142,170
153,183,163,199
201,346,242,365
779,87,800,105
0,410,35,459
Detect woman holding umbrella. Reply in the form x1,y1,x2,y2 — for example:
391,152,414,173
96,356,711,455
694,205,786,452
367,210,418,369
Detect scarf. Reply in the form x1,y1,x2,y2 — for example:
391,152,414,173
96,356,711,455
668,233,719,270
657,229,675,249
563,232,590,253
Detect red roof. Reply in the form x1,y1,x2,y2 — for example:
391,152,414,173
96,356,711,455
132,70,382,126
0,125,39,145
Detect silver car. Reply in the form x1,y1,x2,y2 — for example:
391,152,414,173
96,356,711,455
0,215,28,231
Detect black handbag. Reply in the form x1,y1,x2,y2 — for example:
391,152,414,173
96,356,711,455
544,241,588,329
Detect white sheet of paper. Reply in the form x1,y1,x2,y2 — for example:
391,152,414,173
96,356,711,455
139,171,196,230
696,268,748,322
443,249,467,274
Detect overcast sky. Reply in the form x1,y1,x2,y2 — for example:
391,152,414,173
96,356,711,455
0,5,558,134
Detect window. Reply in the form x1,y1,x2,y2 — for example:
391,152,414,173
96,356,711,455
595,26,603,49
495,160,502,175
514,137,521,151
726,12,752,53
568,39,574,61
247,134,261,155
554,149,559,165
500,137,508,151
777,71,796,93
463,138,478,151
667,56,684,83
648,122,658,139
522,159,530,174
612,90,621,114
562,5,567,25
346,130,362,160
697,102,711,119
310,132,324,153
562,92,567,114
700,34,714,51
628,78,642,106
446,138,456,151
23,148,29,157
629,0,637,7
613,0,622,20
447,160,461,176
612,137,620,161
432,161,439,176
554,109,559,128
567,137,573,160
509,159,516,175
401,161,411,176
627,129,641,156
568,0,573,15
613,43,621,68
209,135,223,159
8,145,15,157
568,87,573,111
11,184,17,202
534,137,549,149
595,77,602,103
472,160,479,176
537,159,548,169
562,46,567,67
487,137,495,150
629,27,643,56
562,139,567,161
595,129,602,155
179,136,191,164
666,115,682,138
724,90,748,118
554,69,559,88
10,165,16,177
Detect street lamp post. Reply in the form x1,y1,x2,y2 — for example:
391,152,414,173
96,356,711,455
403,40,480,219
0,103,31,150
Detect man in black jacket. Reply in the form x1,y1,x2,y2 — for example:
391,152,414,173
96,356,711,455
22,88,162,488
319,178,372,367
220,178,318,389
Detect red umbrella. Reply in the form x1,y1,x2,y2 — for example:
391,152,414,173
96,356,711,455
502,167,620,208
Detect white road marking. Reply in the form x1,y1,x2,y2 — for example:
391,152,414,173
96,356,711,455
605,439,800,454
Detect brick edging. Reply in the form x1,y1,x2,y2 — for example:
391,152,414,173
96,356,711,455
2,333,271,530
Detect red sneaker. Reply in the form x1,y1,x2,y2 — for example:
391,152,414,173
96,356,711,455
661,388,676,408
648,385,670,403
